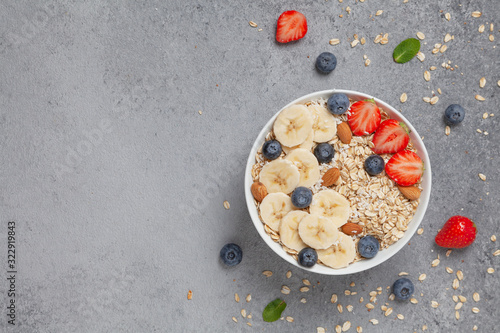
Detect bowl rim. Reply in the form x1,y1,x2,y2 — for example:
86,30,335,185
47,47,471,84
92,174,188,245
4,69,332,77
245,89,432,275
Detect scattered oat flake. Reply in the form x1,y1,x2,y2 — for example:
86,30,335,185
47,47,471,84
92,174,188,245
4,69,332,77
430,66,437,71
331,294,338,303
472,307,480,313
417,32,425,40
445,125,450,136
417,227,424,235
364,59,371,67
384,308,393,316
446,250,452,257
479,77,486,88
303,279,311,286
235,293,240,302
360,37,366,45
430,96,439,105
223,200,230,209
432,258,441,267
489,34,494,42
453,295,459,303
417,51,425,62
431,301,439,308
455,311,460,320
473,325,478,331
198,110,202,115
343,321,352,331
187,290,193,300
350,282,355,287
456,270,464,281
423,324,428,331
478,173,486,181
317,328,326,333
440,44,448,53
455,302,463,310
446,267,453,273
347,305,354,312
493,249,500,256
301,297,307,303
357,327,363,333
300,286,310,292
366,303,374,310
338,304,344,313
487,267,495,274
246,294,251,302
369,319,379,325
444,33,452,43
491,235,497,242
459,295,467,303
249,21,258,28
286,316,294,323
410,298,418,304
399,271,409,276
286,270,292,278
241,309,247,318
471,11,482,18
423,97,431,103
374,34,382,43
445,13,451,21
232,316,238,323
475,95,485,101
247,322,252,327
483,112,489,119
376,10,383,16
473,292,480,302
262,270,273,277
351,39,359,48
335,326,342,333
397,314,404,320
330,38,341,45
424,71,431,81
281,285,291,294
490,23,494,31
345,290,351,295
453,279,459,290
479,25,485,33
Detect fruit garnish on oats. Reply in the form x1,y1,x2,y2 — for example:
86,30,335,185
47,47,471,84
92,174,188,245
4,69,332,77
250,95,424,269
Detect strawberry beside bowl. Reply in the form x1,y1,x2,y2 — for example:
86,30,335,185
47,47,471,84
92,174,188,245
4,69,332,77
244,89,432,275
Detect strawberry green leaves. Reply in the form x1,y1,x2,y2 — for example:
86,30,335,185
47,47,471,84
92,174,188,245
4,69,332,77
393,38,421,63
262,299,287,322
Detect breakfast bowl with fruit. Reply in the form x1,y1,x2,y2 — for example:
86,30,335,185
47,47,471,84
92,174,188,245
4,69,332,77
244,90,431,275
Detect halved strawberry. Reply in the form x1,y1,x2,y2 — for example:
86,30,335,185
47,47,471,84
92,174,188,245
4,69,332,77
347,99,381,136
385,150,424,186
372,119,410,154
276,11,308,43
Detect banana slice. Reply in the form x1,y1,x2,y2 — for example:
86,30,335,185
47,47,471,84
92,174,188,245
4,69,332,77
309,104,337,143
279,211,309,251
282,130,313,154
310,189,350,227
274,104,313,147
317,233,356,269
285,148,320,188
259,159,300,194
260,192,294,232
298,214,339,250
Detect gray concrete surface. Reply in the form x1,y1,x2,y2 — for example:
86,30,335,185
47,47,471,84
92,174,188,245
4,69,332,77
0,0,499,332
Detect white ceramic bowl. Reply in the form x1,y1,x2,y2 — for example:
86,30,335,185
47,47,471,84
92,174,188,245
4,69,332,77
245,89,432,275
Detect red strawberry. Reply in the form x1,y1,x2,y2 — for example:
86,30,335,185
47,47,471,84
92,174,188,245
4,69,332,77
347,99,381,136
276,11,308,43
435,216,477,248
372,119,410,154
385,150,424,186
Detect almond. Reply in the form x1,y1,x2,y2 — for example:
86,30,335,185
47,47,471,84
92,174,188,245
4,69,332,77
341,222,363,236
251,182,267,202
322,168,340,187
397,185,421,200
337,122,352,144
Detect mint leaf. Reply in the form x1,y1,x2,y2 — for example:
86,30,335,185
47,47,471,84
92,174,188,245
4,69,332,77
393,38,420,63
262,298,287,322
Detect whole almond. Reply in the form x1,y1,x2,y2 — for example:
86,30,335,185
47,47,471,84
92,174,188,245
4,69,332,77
322,168,340,187
397,185,421,200
341,222,363,236
337,122,352,144
251,182,268,202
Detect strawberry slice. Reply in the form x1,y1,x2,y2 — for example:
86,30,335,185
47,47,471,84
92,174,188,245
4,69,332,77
276,11,308,43
347,99,381,136
385,150,424,186
372,119,410,154
435,216,477,249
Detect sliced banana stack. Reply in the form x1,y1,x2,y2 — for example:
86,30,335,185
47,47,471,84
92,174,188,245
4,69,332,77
298,214,339,250
273,104,313,147
308,104,337,143
317,233,356,269
260,192,295,232
310,189,350,227
259,159,300,194
285,148,320,188
279,211,309,252
282,130,313,154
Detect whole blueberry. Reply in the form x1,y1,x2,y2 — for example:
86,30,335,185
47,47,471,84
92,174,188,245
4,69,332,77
220,243,243,266
327,93,350,115
357,235,380,258
262,140,282,160
364,155,385,176
314,143,335,163
298,248,318,267
392,278,415,301
444,104,465,125
316,52,337,74
291,187,313,208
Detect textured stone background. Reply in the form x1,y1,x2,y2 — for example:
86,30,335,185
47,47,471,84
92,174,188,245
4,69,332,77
0,0,499,332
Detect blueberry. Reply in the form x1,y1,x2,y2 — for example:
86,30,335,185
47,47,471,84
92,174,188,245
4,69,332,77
392,278,415,301
298,248,318,267
315,52,337,74
327,93,350,115
314,143,335,163
444,104,465,125
364,155,385,176
357,235,380,258
291,187,313,208
220,243,243,266
262,140,282,160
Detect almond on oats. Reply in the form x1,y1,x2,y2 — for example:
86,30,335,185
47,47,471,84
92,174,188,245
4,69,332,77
251,182,268,202
341,222,363,235
397,185,421,200
337,122,353,144
322,167,341,186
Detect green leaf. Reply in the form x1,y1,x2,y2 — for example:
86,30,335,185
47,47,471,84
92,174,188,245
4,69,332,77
393,38,421,63
262,298,287,322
